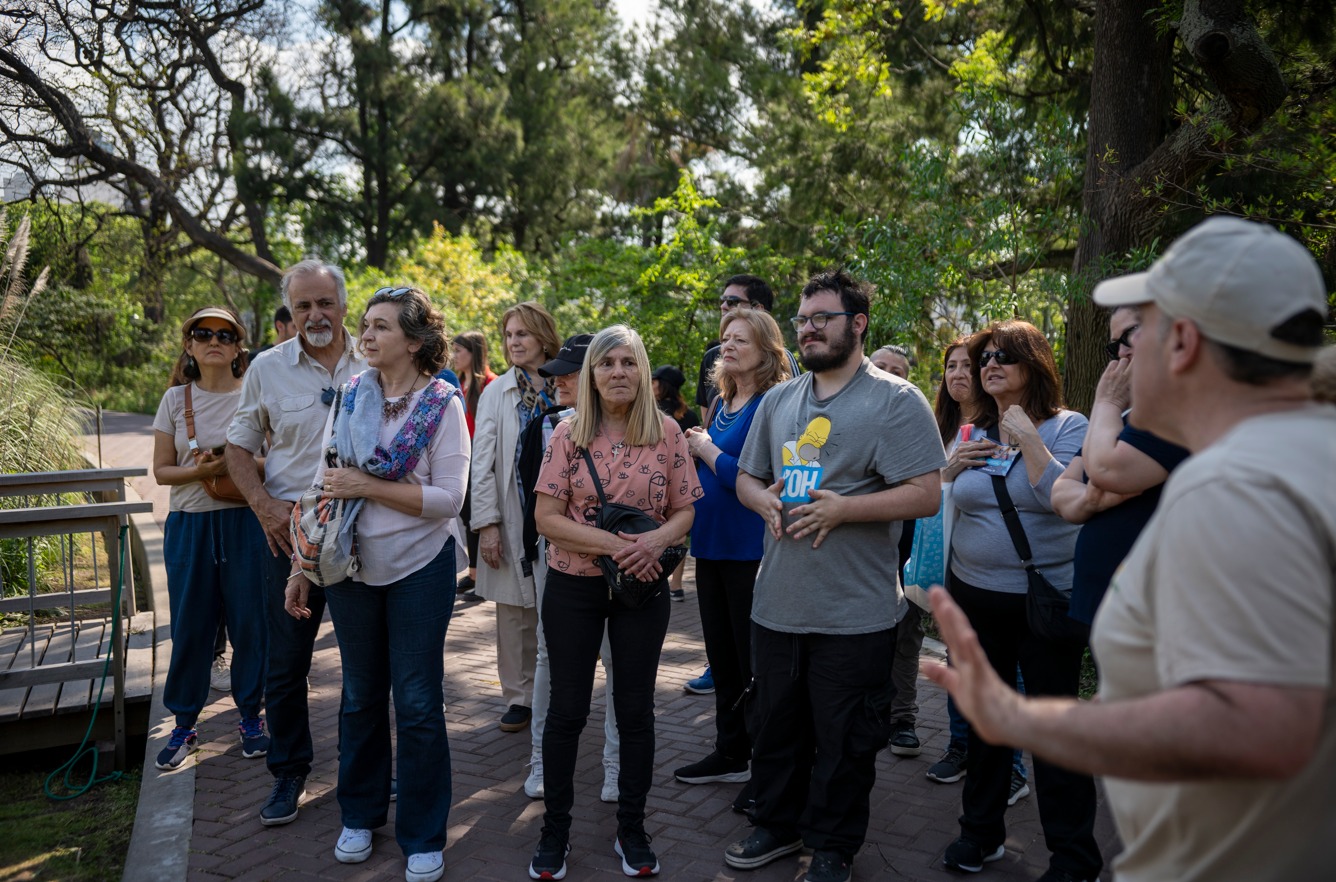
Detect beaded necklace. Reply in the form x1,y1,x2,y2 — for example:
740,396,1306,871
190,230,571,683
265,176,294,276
381,375,422,421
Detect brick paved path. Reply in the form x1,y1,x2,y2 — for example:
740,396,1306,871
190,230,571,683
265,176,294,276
88,411,1120,881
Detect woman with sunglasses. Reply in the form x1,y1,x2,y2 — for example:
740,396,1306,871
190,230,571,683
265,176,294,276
941,320,1103,881
283,286,468,882
152,307,268,771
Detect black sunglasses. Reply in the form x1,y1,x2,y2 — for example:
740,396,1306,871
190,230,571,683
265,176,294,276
978,349,1020,367
190,327,240,345
1106,324,1140,360
719,295,752,308
373,286,414,299
321,387,337,406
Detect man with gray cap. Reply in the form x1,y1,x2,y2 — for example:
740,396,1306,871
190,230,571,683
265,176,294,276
925,216,1335,882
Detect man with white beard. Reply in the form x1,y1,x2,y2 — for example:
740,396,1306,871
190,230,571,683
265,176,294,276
227,259,365,826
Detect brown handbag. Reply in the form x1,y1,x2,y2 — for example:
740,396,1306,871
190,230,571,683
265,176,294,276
184,384,263,504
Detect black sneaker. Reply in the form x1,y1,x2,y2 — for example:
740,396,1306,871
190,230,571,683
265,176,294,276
1036,869,1092,882
500,704,532,732
1007,770,1030,806
887,722,921,757
669,588,685,602
806,849,852,882
942,837,1004,873
926,745,968,783
528,827,570,880
259,774,307,826
674,750,751,784
456,574,476,592
724,827,804,870
614,824,660,877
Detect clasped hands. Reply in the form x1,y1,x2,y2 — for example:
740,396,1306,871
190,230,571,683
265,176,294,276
755,480,846,549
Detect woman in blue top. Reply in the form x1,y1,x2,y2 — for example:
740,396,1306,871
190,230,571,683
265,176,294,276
672,308,792,793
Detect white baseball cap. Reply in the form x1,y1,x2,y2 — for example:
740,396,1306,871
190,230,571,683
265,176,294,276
1093,216,1328,364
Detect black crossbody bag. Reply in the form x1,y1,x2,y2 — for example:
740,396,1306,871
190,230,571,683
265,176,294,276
985,426,1090,646
579,447,687,608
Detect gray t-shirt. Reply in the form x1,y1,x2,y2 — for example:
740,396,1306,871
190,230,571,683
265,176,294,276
737,358,946,635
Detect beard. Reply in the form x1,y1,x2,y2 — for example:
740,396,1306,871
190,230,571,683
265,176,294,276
799,320,859,372
304,323,334,348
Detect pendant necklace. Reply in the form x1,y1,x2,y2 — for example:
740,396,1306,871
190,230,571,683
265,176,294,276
382,375,421,421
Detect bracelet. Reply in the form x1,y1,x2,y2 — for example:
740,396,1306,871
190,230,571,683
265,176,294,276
286,571,305,583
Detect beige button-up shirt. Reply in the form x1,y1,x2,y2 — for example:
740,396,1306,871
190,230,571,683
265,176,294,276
227,330,365,502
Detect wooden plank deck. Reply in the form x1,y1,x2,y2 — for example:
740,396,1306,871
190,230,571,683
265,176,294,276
0,616,154,726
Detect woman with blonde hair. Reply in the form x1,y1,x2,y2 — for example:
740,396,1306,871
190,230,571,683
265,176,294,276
530,324,702,879
471,301,561,732
673,308,790,799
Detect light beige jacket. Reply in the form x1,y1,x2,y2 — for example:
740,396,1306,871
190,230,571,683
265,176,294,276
469,368,536,607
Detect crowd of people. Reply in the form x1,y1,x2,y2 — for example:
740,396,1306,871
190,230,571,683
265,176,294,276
149,216,1334,882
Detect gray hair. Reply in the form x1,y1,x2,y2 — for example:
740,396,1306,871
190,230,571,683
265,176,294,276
281,259,348,311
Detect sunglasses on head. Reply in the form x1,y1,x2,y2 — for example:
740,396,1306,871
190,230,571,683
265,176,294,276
978,349,1019,367
373,286,414,299
190,327,240,345
1106,324,1139,360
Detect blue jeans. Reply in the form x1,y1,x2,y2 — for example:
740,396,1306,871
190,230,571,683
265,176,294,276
325,538,455,856
162,508,267,727
260,518,328,779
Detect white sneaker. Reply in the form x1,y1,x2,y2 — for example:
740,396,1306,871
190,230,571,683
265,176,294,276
335,827,373,863
601,763,619,803
406,850,444,882
210,657,231,692
524,751,545,799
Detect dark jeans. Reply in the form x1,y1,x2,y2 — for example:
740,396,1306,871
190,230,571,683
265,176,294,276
261,522,328,779
948,569,1102,878
162,508,267,726
748,623,897,859
889,602,923,725
541,571,670,835
694,558,759,759
326,539,455,855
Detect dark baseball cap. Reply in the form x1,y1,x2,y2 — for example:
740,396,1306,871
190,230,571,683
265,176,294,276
539,333,594,377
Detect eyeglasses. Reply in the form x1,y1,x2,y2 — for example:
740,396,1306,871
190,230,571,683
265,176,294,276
1105,324,1139,360
719,295,753,309
321,387,337,406
790,311,856,331
978,349,1020,367
372,286,414,299
189,327,240,345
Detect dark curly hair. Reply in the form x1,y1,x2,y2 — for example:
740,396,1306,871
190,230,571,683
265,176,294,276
360,286,449,375
967,320,1064,428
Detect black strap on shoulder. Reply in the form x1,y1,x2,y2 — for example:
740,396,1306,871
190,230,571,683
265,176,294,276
984,423,1033,565
579,447,609,508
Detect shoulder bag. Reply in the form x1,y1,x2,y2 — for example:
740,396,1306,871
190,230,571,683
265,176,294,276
579,447,687,608
184,384,264,504
290,387,361,586
985,427,1089,646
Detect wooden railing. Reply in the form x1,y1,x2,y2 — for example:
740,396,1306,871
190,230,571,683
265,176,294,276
0,468,153,767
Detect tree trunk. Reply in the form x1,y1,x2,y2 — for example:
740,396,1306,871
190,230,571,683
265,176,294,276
1065,0,1175,413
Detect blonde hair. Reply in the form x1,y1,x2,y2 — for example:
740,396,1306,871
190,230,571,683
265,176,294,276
570,325,664,449
711,309,792,402
500,301,560,367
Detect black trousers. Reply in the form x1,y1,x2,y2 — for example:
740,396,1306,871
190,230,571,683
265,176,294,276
748,622,897,859
541,571,669,836
695,558,760,759
948,569,1103,878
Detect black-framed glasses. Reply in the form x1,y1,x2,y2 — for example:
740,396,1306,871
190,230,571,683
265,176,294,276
1105,324,1140,360
321,387,337,406
790,311,856,331
719,295,752,309
372,286,414,299
189,327,240,345
979,349,1020,367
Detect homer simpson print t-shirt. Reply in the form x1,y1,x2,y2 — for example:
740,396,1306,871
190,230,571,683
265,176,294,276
737,358,945,634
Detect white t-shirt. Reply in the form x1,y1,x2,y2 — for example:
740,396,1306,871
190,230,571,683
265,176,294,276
153,383,247,513
1091,404,1336,882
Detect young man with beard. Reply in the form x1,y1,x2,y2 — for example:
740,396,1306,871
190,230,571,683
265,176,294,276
724,270,945,882
226,259,365,825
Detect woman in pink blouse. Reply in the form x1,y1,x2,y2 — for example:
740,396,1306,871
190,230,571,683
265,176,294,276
284,286,469,882
529,325,702,880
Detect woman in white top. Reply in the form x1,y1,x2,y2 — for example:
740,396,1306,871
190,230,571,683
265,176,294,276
284,287,469,882
152,307,268,771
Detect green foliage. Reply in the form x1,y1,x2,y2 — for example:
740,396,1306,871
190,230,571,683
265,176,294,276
0,764,139,879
